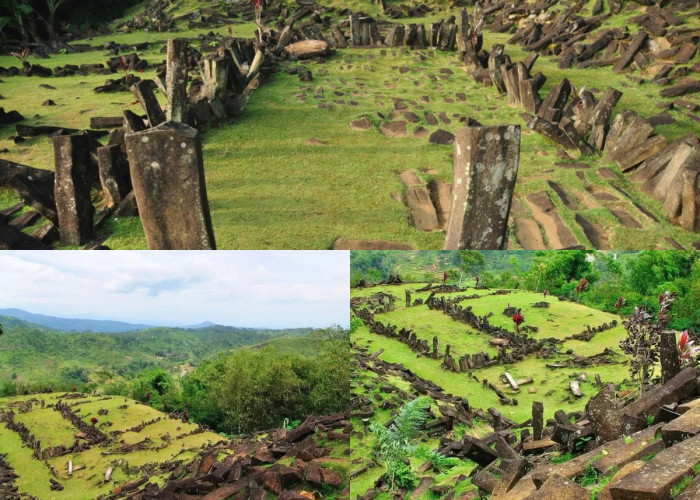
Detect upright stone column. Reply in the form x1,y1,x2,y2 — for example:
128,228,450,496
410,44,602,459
53,134,94,246
166,39,189,123
532,401,544,440
444,124,521,249
405,289,411,307
660,330,681,384
125,121,216,249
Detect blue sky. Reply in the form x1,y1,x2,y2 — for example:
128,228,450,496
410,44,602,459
0,251,349,328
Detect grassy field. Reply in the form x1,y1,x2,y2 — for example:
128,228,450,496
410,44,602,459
0,0,698,248
351,284,631,423
350,282,646,499
0,392,226,500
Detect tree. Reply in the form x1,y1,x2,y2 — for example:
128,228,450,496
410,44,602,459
458,251,486,275
0,322,3,336
371,396,431,491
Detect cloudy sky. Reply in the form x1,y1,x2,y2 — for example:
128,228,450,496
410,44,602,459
0,251,349,328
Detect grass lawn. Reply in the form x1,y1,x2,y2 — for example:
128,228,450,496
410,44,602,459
1,0,698,248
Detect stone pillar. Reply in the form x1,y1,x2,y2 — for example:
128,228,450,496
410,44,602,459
405,289,411,307
433,336,438,359
532,401,544,440
166,39,189,123
53,134,94,246
97,145,131,208
125,121,216,249
660,330,681,384
444,124,521,249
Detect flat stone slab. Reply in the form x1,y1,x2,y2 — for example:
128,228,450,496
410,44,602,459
522,474,588,500
526,191,578,248
575,214,610,250
591,424,665,475
609,432,700,500
428,129,455,145
349,117,372,130
661,404,700,446
284,40,330,59
610,209,643,229
515,218,546,250
380,120,407,137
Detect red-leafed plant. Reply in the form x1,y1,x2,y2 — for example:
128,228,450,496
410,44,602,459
679,330,699,365
614,296,625,310
90,417,98,426
543,290,549,297
512,312,524,333
575,278,588,294
475,276,480,287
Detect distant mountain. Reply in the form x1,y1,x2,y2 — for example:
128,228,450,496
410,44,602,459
185,321,217,329
0,308,154,333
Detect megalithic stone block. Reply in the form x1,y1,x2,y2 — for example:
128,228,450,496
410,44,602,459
53,134,95,246
444,124,521,250
660,330,681,384
166,39,189,123
97,145,132,208
130,80,166,127
125,121,216,249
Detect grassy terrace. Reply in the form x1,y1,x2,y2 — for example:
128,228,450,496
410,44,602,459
351,285,630,424
0,393,226,500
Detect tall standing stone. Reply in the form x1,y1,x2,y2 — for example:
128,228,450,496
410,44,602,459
166,39,189,123
405,289,411,307
586,384,621,443
660,330,681,384
53,134,94,246
125,121,216,249
433,336,438,359
532,401,544,440
444,124,520,250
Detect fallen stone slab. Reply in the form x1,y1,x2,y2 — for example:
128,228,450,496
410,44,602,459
522,438,558,455
661,404,700,446
380,121,407,137
284,40,331,59
525,191,578,248
659,79,700,98
406,187,440,231
596,460,646,500
0,223,51,250
515,218,546,250
428,129,455,145
524,474,588,500
332,238,414,250
621,366,698,435
349,117,372,130
609,432,700,500
575,214,610,249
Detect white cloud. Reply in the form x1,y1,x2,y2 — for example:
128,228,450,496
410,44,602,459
0,251,349,328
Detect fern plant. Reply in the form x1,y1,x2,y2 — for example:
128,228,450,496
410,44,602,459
371,396,431,491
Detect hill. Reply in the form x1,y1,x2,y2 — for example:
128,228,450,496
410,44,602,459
0,308,154,333
0,319,313,390
0,392,349,499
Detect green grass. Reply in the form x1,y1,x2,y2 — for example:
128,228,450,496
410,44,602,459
352,285,631,424
0,0,697,248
